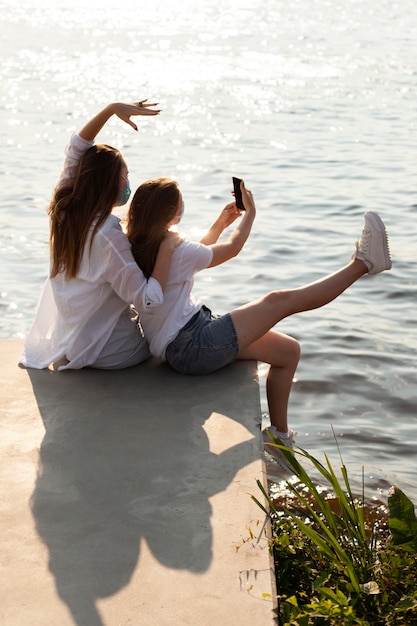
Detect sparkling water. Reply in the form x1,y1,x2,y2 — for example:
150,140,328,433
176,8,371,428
1,0,416,499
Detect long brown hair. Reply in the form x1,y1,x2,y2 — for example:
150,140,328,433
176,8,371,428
126,178,180,278
49,143,123,278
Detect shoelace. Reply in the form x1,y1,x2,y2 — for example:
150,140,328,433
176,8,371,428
357,228,370,253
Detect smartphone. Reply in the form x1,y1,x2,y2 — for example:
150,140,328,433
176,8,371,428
232,176,245,210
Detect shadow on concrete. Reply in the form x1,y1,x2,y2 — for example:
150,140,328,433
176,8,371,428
26,358,260,626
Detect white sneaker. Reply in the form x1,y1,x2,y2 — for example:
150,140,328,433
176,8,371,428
262,427,297,474
353,211,391,274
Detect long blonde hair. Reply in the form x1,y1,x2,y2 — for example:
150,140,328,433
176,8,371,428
49,143,123,278
126,178,180,278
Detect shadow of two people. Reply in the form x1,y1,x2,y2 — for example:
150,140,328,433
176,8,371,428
27,358,260,626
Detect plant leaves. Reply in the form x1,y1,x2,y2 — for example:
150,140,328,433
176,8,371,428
388,485,417,549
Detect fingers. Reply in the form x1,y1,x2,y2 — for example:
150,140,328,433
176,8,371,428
241,181,252,196
127,120,138,132
221,204,242,225
135,99,157,107
126,100,161,130
134,99,161,114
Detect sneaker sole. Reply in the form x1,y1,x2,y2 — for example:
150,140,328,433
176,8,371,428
264,449,295,475
365,211,392,273
263,435,295,474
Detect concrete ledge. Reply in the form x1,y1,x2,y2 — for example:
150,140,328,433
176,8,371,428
0,339,277,626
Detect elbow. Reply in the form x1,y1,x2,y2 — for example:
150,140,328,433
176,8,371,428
229,243,244,259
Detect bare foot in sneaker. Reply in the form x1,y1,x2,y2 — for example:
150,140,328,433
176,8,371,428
353,211,392,274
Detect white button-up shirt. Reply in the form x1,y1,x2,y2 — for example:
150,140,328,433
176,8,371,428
20,134,163,370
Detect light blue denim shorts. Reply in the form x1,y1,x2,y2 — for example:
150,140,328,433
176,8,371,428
165,305,239,375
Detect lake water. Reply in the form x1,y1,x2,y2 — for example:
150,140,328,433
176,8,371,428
1,0,416,503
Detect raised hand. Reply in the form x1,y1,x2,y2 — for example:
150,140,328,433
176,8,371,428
113,100,161,131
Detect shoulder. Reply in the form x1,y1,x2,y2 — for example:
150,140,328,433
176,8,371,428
64,133,95,158
95,215,128,248
178,240,210,254
60,133,95,187
99,213,122,232
174,239,213,271
90,216,134,268
175,239,211,258
69,132,95,150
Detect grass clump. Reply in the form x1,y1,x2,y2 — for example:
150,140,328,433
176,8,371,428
252,432,417,625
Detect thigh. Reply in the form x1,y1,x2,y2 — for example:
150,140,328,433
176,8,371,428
237,329,300,367
229,290,295,351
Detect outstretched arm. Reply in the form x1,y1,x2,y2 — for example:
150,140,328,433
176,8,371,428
207,182,256,268
78,100,161,141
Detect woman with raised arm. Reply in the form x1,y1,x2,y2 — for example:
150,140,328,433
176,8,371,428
20,100,180,371
125,177,391,470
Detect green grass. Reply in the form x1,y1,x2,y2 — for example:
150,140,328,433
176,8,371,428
252,431,417,625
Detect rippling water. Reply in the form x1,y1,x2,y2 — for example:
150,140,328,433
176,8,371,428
1,0,416,500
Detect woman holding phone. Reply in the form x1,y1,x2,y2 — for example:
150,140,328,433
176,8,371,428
125,176,392,469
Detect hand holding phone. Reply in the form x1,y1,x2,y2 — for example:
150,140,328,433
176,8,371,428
232,176,245,210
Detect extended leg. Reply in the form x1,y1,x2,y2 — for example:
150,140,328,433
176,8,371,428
231,258,366,351
231,210,391,351
231,211,391,467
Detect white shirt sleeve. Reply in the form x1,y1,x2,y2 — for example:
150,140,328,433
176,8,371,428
93,217,164,310
59,133,95,187
57,135,164,310
171,240,213,280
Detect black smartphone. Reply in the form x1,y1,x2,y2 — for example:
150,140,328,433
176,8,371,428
232,176,245,210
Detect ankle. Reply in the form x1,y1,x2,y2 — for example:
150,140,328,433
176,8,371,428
269,425,291,438
353,257,370,274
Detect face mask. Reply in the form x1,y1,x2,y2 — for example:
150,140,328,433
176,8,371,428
117,179,131,206
179,200,185,221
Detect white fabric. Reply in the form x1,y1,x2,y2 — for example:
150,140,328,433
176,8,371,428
90,308,150,370
19,134,163,370
140,240,213,359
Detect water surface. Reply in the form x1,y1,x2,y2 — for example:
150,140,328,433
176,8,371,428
1,0,416,500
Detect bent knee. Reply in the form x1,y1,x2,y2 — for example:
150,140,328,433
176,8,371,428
286,335,301,364
263,289,296,313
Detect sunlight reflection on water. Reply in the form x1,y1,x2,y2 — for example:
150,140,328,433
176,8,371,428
1,0,416,500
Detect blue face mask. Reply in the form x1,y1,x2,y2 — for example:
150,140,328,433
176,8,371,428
117,178,131,206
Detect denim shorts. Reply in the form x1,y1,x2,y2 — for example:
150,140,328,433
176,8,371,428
165,305,239,375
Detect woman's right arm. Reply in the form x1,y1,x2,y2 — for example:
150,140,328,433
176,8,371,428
78,100,160,141
100,223,181,311
150,231,183,291
207,182,256,268
59,100,160,187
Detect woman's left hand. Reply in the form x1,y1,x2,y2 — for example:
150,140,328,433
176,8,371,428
216,203,243,229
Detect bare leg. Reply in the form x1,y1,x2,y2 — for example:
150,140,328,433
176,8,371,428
232,258,367,433
231,258,366,349
232,210,391,461
237,331,300,432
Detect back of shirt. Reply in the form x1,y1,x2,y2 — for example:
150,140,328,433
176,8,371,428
140,240,213,359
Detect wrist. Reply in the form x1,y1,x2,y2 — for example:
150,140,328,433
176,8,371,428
105,103,117,116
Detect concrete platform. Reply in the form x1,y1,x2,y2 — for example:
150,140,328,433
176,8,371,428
0,339,277,626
